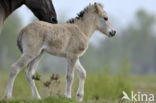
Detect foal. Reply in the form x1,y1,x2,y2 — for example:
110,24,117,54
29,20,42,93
5,3,116,101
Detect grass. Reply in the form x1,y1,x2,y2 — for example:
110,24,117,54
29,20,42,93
0,70,133,103
76,72,132,101
0,97,77,103
0,65,156,103
0,96,132,103
0,74,155,103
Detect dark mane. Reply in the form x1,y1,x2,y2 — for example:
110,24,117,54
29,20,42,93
67,5,90,23
66,3,103,24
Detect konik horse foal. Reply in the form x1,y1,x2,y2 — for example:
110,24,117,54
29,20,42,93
5,3,116,101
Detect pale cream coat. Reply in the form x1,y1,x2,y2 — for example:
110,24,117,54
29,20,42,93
5,3,116,101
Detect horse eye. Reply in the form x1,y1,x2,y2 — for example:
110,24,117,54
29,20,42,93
104,17,108,21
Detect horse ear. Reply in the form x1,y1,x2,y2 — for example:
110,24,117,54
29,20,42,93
94,2,102,15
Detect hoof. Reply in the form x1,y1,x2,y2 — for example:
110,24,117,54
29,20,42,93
65,94,71,99
77,93,83,102
34,95,41,100
4,95,12,99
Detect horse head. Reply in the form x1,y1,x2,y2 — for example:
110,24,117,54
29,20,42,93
94,3,116,37
25,0,57,24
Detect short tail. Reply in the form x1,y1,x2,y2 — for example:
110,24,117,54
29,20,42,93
17,30,23,53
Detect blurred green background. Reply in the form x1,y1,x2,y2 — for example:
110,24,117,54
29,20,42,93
0,1,156,103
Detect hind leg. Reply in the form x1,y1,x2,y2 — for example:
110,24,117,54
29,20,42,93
0,8,4,34
0,20,3,34
4,54,37,98
0,16,4,34
25,54,42,99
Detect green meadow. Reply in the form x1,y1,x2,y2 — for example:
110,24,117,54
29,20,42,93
0,67,155,103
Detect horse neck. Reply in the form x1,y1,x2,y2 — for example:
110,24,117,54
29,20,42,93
74,14,97,39
3,0,23,19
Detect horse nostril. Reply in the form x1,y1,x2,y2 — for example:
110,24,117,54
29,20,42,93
109,30,116,36
50,17,58,24
114,30,116,35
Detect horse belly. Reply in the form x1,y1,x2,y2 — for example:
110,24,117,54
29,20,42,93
43,45,67,57
43,39,68,57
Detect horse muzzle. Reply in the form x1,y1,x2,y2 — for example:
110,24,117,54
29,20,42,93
109,30,116,37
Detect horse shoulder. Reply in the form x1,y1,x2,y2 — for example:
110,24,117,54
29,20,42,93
65,24,88,56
